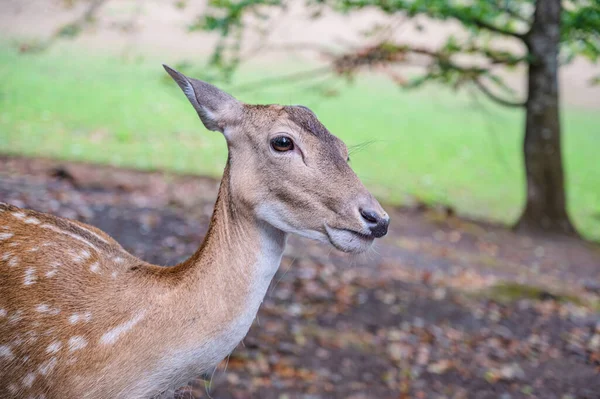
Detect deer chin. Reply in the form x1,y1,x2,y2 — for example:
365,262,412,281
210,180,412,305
324,224,374,253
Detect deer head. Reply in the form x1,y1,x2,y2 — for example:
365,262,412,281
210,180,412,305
164,65,389,253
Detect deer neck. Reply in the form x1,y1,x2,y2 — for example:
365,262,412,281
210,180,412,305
84,162,286,397
167,160,286,354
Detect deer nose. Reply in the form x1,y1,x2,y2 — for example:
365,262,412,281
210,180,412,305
360,208,390,238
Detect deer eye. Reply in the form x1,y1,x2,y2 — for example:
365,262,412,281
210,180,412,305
270,136,294,152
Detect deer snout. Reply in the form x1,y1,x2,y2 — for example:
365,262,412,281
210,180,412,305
359,208,390,238
360,207,390,237
357,196,389,238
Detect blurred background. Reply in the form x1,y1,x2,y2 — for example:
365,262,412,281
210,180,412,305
1,1,599,398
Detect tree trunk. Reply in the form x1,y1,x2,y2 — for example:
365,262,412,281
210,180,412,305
516,0,577,235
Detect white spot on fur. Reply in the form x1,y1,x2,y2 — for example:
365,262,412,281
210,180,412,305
46,341,62,354
36,304,50,313
80,249,91,259
40,223,99,251
0,232,14,240
24,267,37,285
111,271,118,279
113,256,125,263
45,269,58,278
22,372,36,388
38,357,58,376
89,262,100,273
100,311,146,346
28,247,39,252
1,251,12,261
69,248,91,263
69,313,90,324
11,211,26,219
8,384,18,394
0,345,14,359
0,308,7,317
8,256,19,267
8,242,19,247
24,217,41,225
36,304,60,315
45,261,60,278
68,336,87,352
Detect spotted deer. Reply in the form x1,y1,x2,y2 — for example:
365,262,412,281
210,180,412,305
0,65,389,398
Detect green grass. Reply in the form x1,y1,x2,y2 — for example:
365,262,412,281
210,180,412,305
1,43,599,240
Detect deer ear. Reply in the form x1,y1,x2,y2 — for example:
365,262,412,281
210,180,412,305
163,64,243,134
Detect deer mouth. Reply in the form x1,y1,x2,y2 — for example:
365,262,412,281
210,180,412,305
324,224,374,253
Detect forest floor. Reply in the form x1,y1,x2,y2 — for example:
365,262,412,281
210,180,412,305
1,155,599,399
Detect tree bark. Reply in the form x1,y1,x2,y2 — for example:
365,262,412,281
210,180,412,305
516,0,577,235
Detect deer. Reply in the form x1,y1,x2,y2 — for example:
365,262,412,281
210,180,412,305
0,65,390,398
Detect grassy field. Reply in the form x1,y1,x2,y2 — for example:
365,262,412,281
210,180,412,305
1,43,599,240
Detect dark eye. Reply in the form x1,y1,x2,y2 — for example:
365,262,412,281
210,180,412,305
270,136,294,152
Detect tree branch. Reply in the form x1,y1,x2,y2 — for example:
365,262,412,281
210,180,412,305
329,41,526,108
465,17,526,40
330,43,523,77
445,9,527,40
473,78,526,108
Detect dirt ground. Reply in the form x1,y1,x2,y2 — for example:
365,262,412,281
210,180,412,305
1,155,599,399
